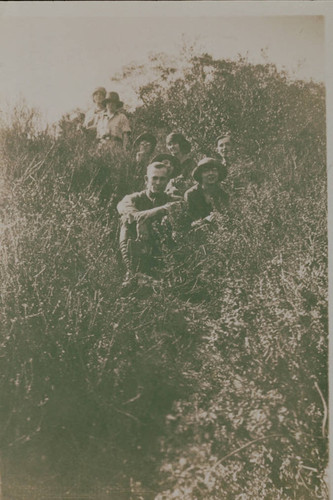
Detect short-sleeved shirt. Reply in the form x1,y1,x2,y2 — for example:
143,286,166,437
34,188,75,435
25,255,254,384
96,110,131,140
184,183,229,222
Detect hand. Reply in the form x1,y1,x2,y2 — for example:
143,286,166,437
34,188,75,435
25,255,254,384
205,213,216,223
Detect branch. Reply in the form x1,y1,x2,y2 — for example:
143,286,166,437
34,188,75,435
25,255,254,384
314,381,328,438
213,434,283,468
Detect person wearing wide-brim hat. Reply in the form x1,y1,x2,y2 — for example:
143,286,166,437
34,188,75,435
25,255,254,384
96,92,131,150
165,132,196,196
83,86,107,131
151,153,181,179
185,157,229,226
133,132,157,166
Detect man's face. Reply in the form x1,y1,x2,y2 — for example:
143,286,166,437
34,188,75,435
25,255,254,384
217,137,231,161
146,166,169,193
139,140,152,154
201,167,219,187
167,141,181,157
93,92,105,106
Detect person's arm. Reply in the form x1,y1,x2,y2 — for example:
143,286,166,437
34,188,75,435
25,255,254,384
117,194,169,225
83,109,95,129
117,194,140,224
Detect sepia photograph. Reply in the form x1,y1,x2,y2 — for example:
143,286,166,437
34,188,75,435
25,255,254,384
0,2,330,498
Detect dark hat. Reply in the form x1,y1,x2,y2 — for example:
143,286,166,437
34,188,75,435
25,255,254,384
166,132,191,154
151,153,181,177
92,87,106,98
103,91,123,108
146,161,169,174
192,157,227,184
133,132,157,150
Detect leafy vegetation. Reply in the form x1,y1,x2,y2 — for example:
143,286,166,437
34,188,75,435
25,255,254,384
0,52,327,499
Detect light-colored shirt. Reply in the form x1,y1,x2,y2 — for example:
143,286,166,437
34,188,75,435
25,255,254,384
83,107,105,130
96,110,131,140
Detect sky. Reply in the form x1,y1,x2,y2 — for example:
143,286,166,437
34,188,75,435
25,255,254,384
0,3,326,125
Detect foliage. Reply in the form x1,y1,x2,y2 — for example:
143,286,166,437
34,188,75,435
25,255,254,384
0,51,328,499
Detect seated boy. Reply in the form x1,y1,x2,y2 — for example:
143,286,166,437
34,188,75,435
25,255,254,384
117,162,181,283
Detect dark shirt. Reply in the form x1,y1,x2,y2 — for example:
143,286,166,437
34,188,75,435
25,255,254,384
184,183,229,222
166,156,196,196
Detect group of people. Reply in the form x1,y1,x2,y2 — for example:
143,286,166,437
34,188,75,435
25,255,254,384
83,87,232,286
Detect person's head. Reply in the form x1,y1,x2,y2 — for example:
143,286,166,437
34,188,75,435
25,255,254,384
166,132,191,157
216,134,231,162
92,87,106,107
151,154,181,178
103,92,123,113
145,162,169,193
192,157,227,187
134,132,157,155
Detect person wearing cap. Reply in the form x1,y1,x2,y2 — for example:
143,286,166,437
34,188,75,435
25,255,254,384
165,132,196,196
83,87,107,131
117,162,181,283
151,153,181,180
96,92,131,150
184,157,229,226
133,132,157,166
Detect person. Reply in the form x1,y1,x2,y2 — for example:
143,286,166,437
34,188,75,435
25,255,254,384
117,162,181,284
151,153,181,180
83,87,107,131
216,133,232,167
216,133,251,192
184,157,228,227
96,92,131,150
165,132,196,196
133,132,157,166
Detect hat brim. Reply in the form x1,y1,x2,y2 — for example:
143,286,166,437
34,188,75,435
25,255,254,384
151,154,181,177
134,133,157,149
192,163,227,183
103,99,123,108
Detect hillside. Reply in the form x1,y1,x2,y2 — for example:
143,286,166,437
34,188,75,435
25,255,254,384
0,53,328,499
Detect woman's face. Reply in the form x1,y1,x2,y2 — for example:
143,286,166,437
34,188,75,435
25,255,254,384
167,140,181,157
201,167,219,187
139,140,152,154
93,92,105,106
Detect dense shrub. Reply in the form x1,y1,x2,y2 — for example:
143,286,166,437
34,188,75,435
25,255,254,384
0,51,327,499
